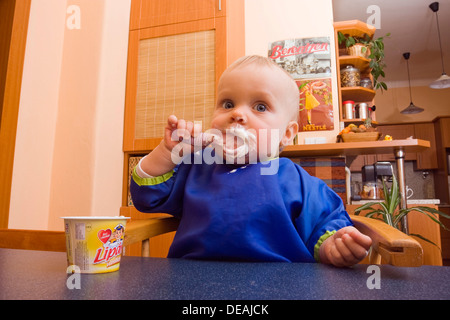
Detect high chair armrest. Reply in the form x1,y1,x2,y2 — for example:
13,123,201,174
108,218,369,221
123,216,180,247
351,215,423,267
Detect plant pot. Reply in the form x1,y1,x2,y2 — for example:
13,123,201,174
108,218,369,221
348,43,370,59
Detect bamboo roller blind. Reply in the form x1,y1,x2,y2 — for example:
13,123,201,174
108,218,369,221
135,30,216,139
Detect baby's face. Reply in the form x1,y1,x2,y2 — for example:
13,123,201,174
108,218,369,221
211,63,298,160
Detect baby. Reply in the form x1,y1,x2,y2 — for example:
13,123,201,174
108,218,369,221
131,55,371,267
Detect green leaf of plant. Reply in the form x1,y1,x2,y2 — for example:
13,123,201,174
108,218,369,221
365,210,384,219
410,233,440,249
415,206,450,220
354,202,379,214
388,175,399,214
409,207,450,231
393,208,410,227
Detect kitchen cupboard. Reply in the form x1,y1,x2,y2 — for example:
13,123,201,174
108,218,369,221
122,0,244,257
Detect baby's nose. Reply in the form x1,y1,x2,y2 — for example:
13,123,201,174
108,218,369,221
231,108,247,124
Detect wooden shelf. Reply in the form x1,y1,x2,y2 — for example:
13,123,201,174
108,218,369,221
339,55,371,72
341,86,375,102
333,20,376,38
281,139,430,158
342,119,378,125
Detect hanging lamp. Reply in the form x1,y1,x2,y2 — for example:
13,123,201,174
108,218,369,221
429,2,450,89
400,52,424,114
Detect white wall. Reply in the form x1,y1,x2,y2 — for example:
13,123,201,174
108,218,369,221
9,0,67,230
9,0,131,230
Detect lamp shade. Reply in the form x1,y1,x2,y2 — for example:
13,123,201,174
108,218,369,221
429,73,450,89
429,2,449,89
401,52,424,114
400,102,424,114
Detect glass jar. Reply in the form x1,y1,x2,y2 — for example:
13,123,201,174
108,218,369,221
340,65,360,87
360,182,384,200
360,77,373,89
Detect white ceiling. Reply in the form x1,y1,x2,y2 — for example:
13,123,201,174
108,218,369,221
332,0,450,88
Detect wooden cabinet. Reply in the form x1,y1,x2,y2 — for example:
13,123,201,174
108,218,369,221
334,20,376,123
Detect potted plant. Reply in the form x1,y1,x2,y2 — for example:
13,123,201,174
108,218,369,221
354,173,450,248
337,31,390,92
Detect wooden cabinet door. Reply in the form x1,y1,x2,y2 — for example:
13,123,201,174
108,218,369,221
130,0,224,30
124,0,243,152
124,24,222,151
414,123,437,169
438,118,450,148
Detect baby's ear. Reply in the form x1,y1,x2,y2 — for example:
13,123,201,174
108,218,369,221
281,121,299,146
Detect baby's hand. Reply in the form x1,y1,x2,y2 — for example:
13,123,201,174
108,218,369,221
163,115,202,152
319,226,372,267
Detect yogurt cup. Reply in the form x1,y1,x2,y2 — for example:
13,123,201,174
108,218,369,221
62,216,130,274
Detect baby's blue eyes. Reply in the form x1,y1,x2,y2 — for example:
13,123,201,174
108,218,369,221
255,104,267,112
221,101,267,112
223,101,234,109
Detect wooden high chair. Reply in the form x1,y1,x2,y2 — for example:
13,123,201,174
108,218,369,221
123,215,424,267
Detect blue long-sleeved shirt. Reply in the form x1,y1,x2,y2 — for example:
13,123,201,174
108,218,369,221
130,152,352,262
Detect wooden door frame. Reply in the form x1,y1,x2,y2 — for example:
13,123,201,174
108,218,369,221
0,0,32,228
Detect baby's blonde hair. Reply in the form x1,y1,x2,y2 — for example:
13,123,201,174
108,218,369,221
226,55,300,122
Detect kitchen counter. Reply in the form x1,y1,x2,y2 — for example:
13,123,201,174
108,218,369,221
351,199,441,205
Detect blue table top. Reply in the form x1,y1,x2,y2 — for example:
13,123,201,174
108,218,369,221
1,248,449,300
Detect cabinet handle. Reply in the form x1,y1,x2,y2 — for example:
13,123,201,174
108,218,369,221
219,0,222,10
